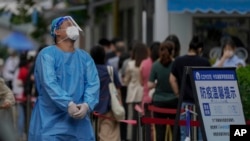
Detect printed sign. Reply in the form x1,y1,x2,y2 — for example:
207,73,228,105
192,68,245,141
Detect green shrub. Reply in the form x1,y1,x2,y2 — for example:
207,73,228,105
0,46,8,60
237,65,250,120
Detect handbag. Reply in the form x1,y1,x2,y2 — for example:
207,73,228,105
107,66,125,121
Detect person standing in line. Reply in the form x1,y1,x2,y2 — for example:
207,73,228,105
107,38,126,72
98,38,116,62
140,42,160,109
2,49,19,89
91,45,122,141
165,34,181,58
139,42,160,141
169,36,210,141
28,16,100,141
0,77,16,141
213,38,245,68
118,41,132,141
123,42,148,141
12,52,30,141
25,45,48,100
148,41,178,141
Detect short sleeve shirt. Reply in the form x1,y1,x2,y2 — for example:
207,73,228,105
149,60,174,102
171,55,210,102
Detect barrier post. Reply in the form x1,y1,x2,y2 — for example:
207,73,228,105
26,94,31,135
173,67,189,141
91,113,98,141
140,103,149,141
143,103,152,141
141,105,146,141
192,105,197,141
137,111,143,141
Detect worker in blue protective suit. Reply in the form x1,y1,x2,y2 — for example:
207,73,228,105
28,16,100,141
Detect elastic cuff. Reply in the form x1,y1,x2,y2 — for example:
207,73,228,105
83,103,89,110
68,101,74,107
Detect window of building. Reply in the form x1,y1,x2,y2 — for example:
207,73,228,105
193,17,250,63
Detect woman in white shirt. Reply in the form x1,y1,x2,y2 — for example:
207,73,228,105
213,38,245,68
123,42,148,141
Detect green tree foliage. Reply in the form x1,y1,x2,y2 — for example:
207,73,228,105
8,0,47,42
66,0,88,27
0,46,8,60
237,66,250,120
69,10,88,27
10,0,34,24
94,3,112,24
30,14,47,42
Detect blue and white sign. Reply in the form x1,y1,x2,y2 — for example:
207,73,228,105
192,69,245,141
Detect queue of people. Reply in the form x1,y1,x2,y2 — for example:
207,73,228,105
0,15,247,141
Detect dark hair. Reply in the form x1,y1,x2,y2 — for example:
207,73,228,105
165,34,180,58
90,45,106,65
32,44,48,62
127,40,139,52
159,41,174,66
54,37,57,44
116,46,125,53
111,37,123,45
132,42,148,67
19,52,28,68
220,38,236,58
189,35,204,51
98,38,111,48
150,42,160,62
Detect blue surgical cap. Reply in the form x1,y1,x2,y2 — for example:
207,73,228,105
50,16,67,38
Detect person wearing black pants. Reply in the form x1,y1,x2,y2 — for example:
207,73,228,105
148,41,178,141
120,86,128,141
153,100,177,141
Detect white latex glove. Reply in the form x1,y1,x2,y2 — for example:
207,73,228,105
68,101,79,117
73,103,89,119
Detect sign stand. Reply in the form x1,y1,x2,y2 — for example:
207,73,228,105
172,66,205,141
173,67,245,141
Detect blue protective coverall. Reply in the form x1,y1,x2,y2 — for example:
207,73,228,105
28,45,100,141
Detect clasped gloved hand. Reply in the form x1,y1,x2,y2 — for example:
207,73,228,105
73,103,89,119
68,101,79,117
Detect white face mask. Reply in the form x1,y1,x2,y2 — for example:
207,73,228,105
66,26,79,40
